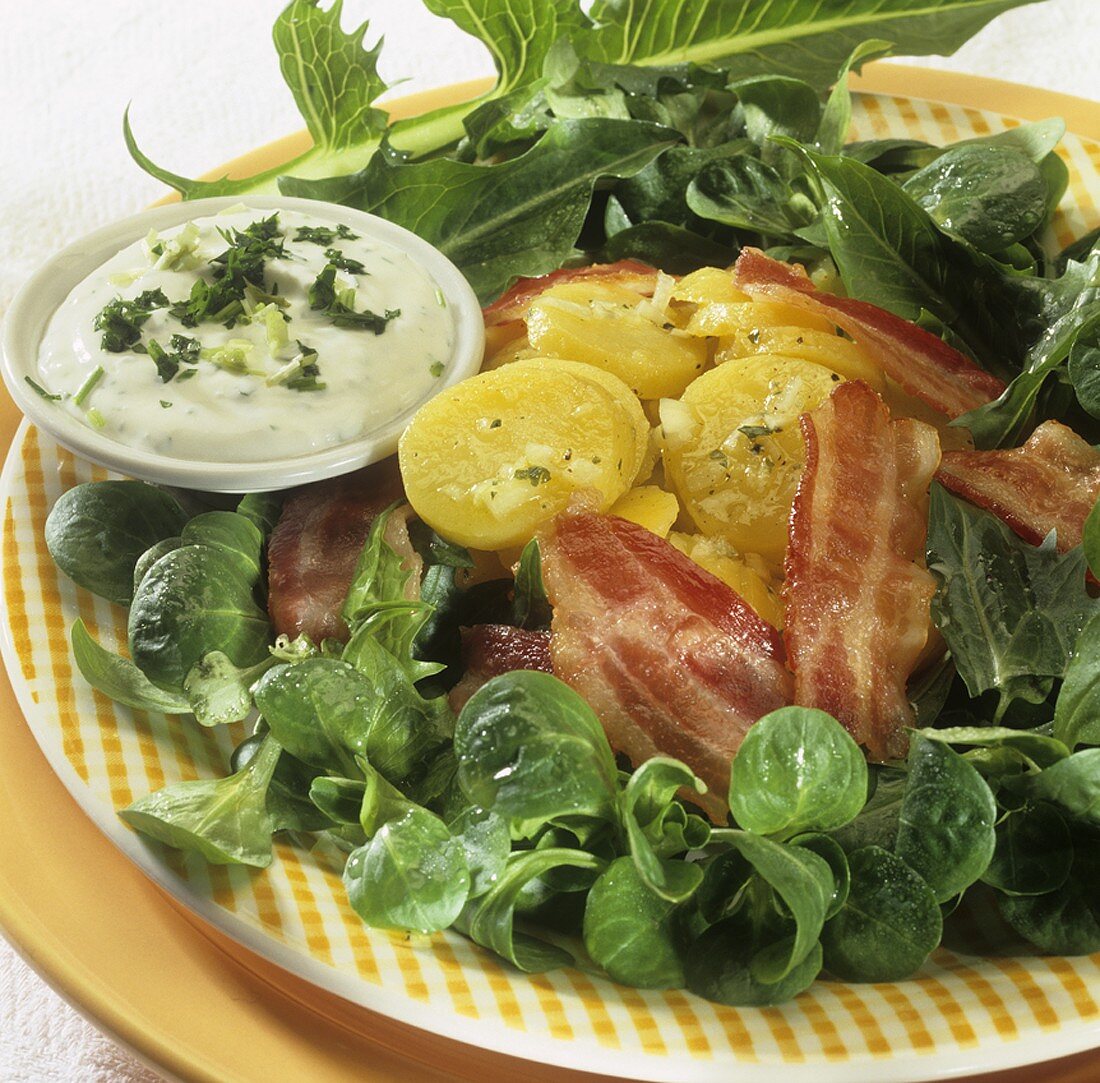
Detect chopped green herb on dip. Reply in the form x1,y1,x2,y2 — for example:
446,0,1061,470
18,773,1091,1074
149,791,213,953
37,207,454,463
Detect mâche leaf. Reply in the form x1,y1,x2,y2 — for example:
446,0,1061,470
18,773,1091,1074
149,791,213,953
821,846,942,982
46,481,188,606
455,671,620,835
71,619,190,715
895,736,997,902
583,857,686,988
120,736,282,867
728,706,868,837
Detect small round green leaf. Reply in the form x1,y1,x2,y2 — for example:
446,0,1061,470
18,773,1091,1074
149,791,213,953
981,803,1072,897
583,857,685,989
821,846,942,982
729,707,867,836
896,736,997,902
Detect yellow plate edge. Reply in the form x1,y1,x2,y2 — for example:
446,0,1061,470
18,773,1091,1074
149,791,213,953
3,65,1100,1083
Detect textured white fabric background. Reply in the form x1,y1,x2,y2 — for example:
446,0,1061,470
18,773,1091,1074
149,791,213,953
1,1,1099,1080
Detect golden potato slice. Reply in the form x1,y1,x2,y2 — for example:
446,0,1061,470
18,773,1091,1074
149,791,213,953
715,326,886,391
609,486,681,538
686,300,835,338
669,267,747,307
530,357,649,482
526,289,708,399
661,355,844,561
668,532,784,628
399,359,640,550
482,333,537,371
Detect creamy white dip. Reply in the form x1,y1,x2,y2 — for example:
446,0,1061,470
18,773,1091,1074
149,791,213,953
36,206,455,462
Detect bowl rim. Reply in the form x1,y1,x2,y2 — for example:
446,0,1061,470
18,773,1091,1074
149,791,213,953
0,194,485,492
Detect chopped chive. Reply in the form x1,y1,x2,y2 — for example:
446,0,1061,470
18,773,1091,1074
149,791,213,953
435,288,447,308
24,376,62,402
73,365,105,406
86,407,106,430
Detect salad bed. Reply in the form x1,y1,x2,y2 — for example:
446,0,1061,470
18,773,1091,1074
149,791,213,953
36,0,1100,1014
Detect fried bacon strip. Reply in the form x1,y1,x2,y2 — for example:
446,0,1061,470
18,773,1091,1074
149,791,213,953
449,625,553,713
268,460,420,644
539,511,792,821
785,381,941,760
937,420,1100,552
482,260,658,327
733,247,1005,418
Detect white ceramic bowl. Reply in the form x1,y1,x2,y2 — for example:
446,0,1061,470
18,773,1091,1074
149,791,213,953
0,195,485,492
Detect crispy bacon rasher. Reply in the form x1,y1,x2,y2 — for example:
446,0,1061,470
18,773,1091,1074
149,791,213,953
733,248,1005,419
539,511,792,821
482,260,658,328
449,624,553,713
784,381,941,760
937,420,1100,552
268,461,420,644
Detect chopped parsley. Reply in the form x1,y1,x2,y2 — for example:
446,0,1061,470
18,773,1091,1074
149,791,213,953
738,424,777,440
308,264,399,333
709,448,730,468
489,418,502,428
169,216,285,329
144,334,201,383
429,360,445,377
323,248,367,274
514,465,551,486
293,223,359,245
159,400,173,409
93,288,170,352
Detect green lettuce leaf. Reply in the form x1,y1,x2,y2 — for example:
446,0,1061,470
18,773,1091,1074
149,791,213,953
282,119,675,300
127,0,1046,200
926,485,1100,717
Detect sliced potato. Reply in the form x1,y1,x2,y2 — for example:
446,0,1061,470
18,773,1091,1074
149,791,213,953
532,357,649,482
661,355,844,561
483,333,537,371
715,325,886,391
609,485,681,538
483,321,525,361
399,359,641,550
668,531,784,628
669,267,747,307
526,288,708,399
686,299,835,338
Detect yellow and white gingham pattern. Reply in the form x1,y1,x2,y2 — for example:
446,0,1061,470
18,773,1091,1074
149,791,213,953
4,94,1100,1080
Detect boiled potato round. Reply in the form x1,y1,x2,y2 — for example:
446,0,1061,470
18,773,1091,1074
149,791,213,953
399,359,641,550
668,532,783,628
526,285,708,399
529,357,650,482
661,355,844,561
609,485,681,538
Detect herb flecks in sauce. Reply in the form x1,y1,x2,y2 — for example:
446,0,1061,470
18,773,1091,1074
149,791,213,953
308,263,400,333
39,207,453,461
293,223,359,245
93,289,170,352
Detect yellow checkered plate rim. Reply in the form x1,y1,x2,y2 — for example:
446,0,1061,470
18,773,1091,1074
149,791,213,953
4,86,1100,1083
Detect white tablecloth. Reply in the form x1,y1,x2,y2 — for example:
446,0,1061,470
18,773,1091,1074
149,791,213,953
2,1,1099,1079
